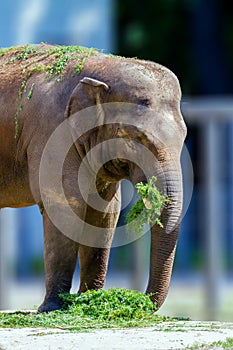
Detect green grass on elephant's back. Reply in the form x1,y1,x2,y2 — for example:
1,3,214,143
0,288,174,331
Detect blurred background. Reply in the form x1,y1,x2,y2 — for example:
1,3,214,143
0,0,233,321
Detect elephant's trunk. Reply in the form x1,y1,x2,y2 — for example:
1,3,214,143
146,161,183,309
131,157,183,309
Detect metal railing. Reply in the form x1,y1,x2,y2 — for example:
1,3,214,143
181,96,233,320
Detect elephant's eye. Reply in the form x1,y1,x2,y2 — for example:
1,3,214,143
137,99,150,115
139,99,150,108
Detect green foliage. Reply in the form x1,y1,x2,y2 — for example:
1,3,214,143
0,288,172,330
126,176,170,235
0,44,99,138
2,44,98,77
27,83,35,100
60,288,157,321
211,338,233,349
189,337,233,350
9,45,38,62
0,43,137,138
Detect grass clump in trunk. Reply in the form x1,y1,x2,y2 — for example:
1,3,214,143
0,288,172,331
126,176,170,235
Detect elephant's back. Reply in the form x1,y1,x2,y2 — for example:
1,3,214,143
0,43,100,89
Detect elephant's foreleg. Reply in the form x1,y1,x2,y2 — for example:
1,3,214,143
38,211,78,313
78,245,111,292
78,183,121,292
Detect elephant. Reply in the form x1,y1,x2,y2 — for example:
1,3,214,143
0,43,187,312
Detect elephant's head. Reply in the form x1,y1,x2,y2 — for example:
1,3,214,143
66,56,187,309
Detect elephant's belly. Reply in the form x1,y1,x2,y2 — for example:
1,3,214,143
0,166,35,209
0,182,35,208
0,184,35,208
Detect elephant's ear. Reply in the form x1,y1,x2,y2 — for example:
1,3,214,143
65,77,110,144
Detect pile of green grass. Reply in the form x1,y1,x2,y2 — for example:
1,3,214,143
0,288,171,331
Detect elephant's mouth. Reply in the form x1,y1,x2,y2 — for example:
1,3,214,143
98,158,131,182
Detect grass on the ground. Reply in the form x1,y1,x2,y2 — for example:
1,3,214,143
0,288,174,331
190,337,233,349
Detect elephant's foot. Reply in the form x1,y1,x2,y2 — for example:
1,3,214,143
38,296,63,313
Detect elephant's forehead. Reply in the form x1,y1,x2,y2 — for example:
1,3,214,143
87,56,181,101
116,63,181,103
130,61,181,100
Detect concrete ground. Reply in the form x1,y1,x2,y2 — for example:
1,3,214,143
0,321,233,350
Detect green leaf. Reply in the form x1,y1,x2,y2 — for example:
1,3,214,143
126,176,170,235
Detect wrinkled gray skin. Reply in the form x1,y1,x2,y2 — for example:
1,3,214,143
0,47,186,312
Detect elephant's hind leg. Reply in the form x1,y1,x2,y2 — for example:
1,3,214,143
38,211,78,313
